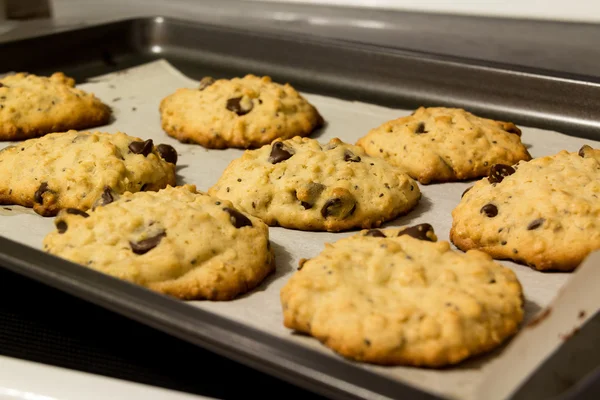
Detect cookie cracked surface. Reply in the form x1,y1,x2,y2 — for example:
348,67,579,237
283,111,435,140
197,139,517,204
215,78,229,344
357,107,531,184
0,72,111,140
160,74,323,149
280,225,524,367
0,130,177,216
208,137,421,232
450,145,600,271
43,185,274,300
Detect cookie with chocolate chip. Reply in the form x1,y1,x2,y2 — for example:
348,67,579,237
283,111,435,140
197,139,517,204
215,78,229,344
208,137,421,232
159,74,323,149
43,185,274,300
0,72,111,140
280,224,524,366
0,130,176,216
356,107,531,184
450,145,600,271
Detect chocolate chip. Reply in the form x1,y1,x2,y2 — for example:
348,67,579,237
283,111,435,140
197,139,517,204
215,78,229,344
0,83,3,88
415,122,427,134
579,145,592,158
34,182,49,204
527,218,545,230
103,187,116,204
156,144,177,164
488,164,515,183
481,204,498,217
397,223,435,241
226,96,253,116
322,199,341,218
268,142,293,164
56,220,68,234
461,186,473,198
223,207,252,228
321,191,356,219
300,201,312,209
365,229,386,238
130,232,166,255
198,76,215,91
129,139,153,156
344,150,361,162
66,208,89,218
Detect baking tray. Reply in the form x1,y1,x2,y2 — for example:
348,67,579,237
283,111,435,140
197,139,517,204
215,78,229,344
0,16,599,400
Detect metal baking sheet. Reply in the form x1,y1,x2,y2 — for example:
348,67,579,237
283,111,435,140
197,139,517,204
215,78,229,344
0,17,599,400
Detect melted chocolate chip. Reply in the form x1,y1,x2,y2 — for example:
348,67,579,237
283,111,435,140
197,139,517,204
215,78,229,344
198,77,215,91
344,150,361,162
128,139,153,156
34,182,49,204
321,198,341,218
321,197,356,219
223,207,252,228
579,145,591,158
481,204,498,218
415,122,428,134
268,142,293,164
156,144,178,164
461,186,473,198
488,164,516,183
226,96,253,116
101,187,114,205
365,229,386,238
130,232,166,255
56,220,68,234
66,208,90,218
300,201,312,209
397,223,435,241
527,218,545,230
0,83,3,88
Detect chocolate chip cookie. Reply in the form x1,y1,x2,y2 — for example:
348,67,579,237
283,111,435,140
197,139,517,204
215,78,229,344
159,74,323,149
208,137,421,232
44,185,274,300
280,224,524,367
0,72,111,140
0,130,177,216
356,107,531,184
451,145,600,271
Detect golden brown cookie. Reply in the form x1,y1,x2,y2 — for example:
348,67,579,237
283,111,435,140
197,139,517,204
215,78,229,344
159,74,323,149
450,145,600,271
356,107,531,184
0,72,111,140
208,137,421,232
280,224,524,367
43,185,274,300
0,130,176,216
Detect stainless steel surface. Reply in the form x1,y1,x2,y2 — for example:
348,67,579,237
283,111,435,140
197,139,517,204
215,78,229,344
2,0,600,78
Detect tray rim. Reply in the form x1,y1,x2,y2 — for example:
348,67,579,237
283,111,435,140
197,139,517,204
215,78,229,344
5,15,600,85
0,15,598,400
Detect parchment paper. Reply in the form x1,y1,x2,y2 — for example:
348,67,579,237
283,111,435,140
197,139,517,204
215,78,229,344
0,60,598,400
